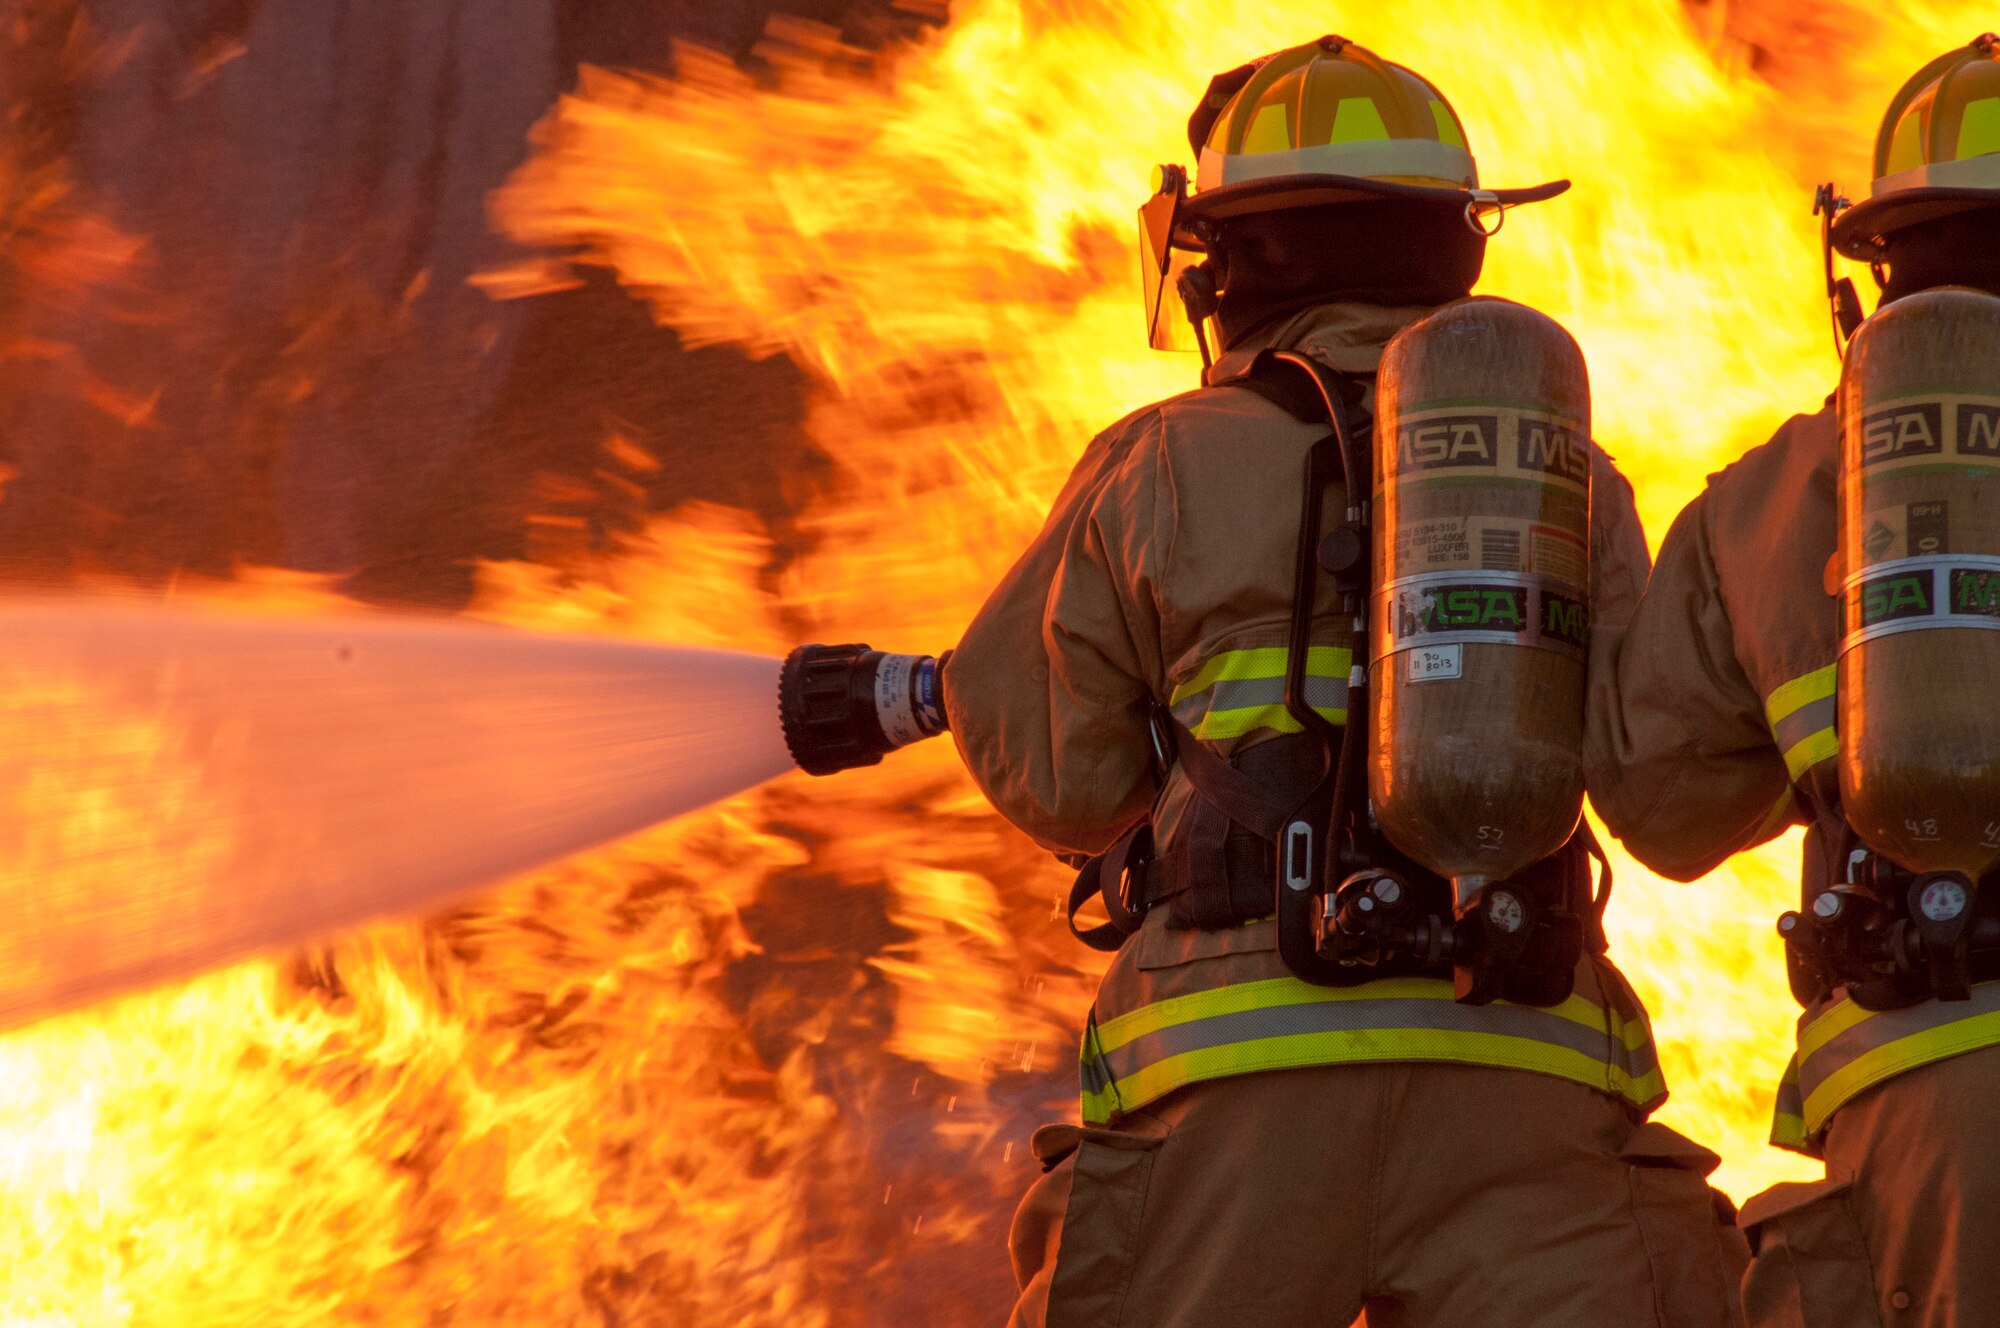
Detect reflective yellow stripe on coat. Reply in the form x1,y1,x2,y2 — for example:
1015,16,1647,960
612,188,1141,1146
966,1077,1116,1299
1079,973,1665,1126
1169,646,1351,742
1764,663,1837,782
1769,980,2000,1151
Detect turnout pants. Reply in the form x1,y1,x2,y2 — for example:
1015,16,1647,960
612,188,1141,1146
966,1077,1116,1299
1008,1062,1748,1328
1741,1045,2000,1328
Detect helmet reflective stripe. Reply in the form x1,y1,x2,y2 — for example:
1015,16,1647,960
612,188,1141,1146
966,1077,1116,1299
1198,138,1476,194
1870,150,2000,199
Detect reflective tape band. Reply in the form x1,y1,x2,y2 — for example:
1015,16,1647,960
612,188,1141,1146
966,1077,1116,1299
1169,646,1352,742
1789,981,2000,1138
1768,1051,1809,1150
1371,569,1587,662
1762,664,1837,781
1197,138,1475,192
1078,974,1664,1126
1840,554,2000,651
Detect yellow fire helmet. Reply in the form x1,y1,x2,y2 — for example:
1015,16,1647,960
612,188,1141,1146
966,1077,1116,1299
1182,36,1564,235
1141,36,1567,352
1832,33,2000,258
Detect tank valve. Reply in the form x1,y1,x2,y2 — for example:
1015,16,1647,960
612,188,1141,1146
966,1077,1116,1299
778,644,948,776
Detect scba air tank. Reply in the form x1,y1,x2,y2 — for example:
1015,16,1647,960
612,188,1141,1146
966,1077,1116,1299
1839,288,2000,890
1371,298,1590,916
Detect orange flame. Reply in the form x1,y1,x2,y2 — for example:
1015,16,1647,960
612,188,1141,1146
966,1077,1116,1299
2,2,1996,1323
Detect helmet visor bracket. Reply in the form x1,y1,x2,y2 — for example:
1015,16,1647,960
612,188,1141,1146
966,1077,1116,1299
1463,189,1506,237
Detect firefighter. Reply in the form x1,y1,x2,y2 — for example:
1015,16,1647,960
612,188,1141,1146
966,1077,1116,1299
1586,34,2000,1328
941,37,1747,1328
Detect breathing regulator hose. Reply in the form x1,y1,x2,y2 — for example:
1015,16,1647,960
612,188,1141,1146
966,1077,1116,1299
778,644,949,775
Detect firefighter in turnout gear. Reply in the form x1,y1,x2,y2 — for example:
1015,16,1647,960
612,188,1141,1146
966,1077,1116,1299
945,37,1747,1328
1587,35,2000,1328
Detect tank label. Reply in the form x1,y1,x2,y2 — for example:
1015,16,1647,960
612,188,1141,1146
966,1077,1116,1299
1855,394,2000,472
1543,590,1590,651
1861,402,1944,466
1372,570,1587,662
1951,568,2000,617
1840,554,2000,650
1407,643,1463,682
1390,516,1587,584
1383,406,1589,494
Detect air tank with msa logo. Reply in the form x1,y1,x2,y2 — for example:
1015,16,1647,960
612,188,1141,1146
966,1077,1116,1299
1839,288,2000,909
1371,297,1590,920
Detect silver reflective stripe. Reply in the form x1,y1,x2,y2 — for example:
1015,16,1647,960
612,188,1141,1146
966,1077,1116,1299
1773,1063,1803,1119
1196,138,1475,191
1095,994,1658,1090
1795,980,2000,1111
1371,568,1588,662
1172,674,1348,725
1770,693,1836,760
1841,554,2000,651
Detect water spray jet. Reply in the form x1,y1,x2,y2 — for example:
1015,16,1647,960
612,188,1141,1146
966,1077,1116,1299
0,598,794,1029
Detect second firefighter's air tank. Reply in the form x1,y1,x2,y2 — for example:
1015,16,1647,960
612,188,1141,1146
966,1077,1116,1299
1370,298,1591,915
1838,287,2000,887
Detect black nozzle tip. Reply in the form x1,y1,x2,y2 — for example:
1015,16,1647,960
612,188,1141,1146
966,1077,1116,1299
779,643,888,776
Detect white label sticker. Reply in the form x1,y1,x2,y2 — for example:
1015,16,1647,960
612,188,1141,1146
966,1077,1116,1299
1407,643,1463,682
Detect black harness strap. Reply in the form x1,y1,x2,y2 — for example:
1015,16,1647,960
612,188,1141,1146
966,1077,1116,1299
1164,716,1294,839
1066,820,1153,952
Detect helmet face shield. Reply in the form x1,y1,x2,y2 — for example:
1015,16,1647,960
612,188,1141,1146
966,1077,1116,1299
1139,167,1208,353
1144,244,1207,353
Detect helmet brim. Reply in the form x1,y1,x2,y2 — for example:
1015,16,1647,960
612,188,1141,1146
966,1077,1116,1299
1175,174,1569,246
1831,186,2000,258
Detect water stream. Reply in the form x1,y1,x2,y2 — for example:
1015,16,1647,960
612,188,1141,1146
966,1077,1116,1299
0,599,792,1029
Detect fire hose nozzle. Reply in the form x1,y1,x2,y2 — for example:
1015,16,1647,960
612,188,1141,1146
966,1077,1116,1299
778,643,949,776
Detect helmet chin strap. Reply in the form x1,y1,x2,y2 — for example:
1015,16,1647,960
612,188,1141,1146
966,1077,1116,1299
1176,259,1221,371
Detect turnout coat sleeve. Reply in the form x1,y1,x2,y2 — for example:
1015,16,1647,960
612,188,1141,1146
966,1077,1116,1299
941,408,1169,857
1585,486,1795,881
